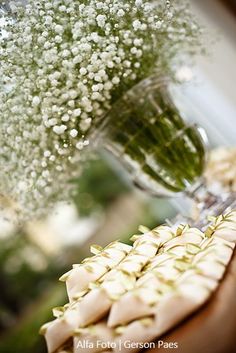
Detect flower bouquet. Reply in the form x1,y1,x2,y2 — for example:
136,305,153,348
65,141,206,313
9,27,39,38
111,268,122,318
0,0,202,219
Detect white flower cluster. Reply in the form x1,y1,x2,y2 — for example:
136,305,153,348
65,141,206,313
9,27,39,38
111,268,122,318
0,0,201,218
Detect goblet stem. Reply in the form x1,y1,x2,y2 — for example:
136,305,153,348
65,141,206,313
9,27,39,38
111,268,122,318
171,180,236,229
185,178,218,208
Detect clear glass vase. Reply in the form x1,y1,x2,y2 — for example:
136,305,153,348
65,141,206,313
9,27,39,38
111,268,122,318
92,75,235,226
93,76,207,196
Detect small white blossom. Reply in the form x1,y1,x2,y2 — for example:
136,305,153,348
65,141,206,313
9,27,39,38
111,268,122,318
32,96,41,106
133,19,142,30
73,108,82,117
61,114,70,122
112,77,120,85
79,67,87,75
54,24,64,34
70,129,78,138
44,151,51,158
0,0,201,218
96,14,106,27
76,141,84,150
53,125,67,135
117,9,125,17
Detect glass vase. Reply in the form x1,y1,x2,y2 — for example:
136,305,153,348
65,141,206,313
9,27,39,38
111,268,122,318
93,76,206,197
92,75,235,226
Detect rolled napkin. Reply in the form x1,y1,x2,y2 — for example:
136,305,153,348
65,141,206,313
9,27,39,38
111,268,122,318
64,225,174,304
41,241,132,353
109,227,235,328
40,304,80,353
113,274,219,353
41,226,172,351
61,241,132,302
162,227,205,250
193,236,234,280
74,226,173,327
75,270,136,327
130,225,175,246
206,210,236,243
108,227,206,327
41,210,236,353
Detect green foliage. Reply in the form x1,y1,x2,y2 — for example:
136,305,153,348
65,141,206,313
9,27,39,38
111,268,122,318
72,155,130,216
0,285,66,353
0,233,67,330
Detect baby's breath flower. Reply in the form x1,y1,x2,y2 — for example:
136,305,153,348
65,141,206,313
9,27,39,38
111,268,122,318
0,0,201,219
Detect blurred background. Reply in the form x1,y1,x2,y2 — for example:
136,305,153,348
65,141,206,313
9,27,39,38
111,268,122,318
0,0,236,352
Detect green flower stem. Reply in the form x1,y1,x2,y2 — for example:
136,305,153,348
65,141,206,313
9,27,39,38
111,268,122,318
103,81,205,194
